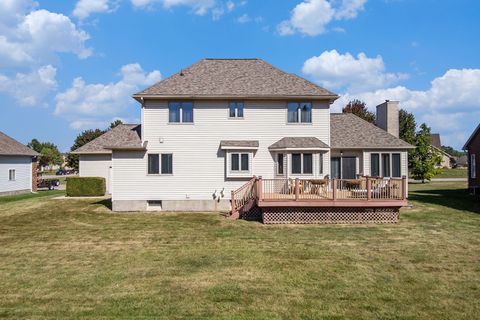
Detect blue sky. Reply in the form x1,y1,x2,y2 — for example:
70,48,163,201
1,0,479,151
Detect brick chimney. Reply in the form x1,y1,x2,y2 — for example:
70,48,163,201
376,100,399,138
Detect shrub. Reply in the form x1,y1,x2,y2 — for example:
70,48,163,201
66,177,106,197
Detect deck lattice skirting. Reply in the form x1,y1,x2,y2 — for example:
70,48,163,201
262,207,400,224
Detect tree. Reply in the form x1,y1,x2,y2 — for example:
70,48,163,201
28,139,63,170
67,129,105,171
27,139,43,153
109,119,123,129
342,99,375,123
441,146,466,158
410,123,442,183
399,109,417,168
399,109,416,145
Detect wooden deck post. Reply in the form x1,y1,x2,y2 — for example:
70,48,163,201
295,178,300,201
402,175,407,200
332,178,337,201
257,176,263,201
230,190,235,214
366,176,371,201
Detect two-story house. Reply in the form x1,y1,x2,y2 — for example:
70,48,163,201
73,59,413,223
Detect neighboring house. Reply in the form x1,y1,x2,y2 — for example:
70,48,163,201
463,124,480,194
71,125,142,194
430,133,454,168
0,131,39,196
72,59,414,223
456,155,468,168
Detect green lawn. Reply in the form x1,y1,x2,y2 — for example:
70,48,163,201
434,167,468,179
0,182,479,319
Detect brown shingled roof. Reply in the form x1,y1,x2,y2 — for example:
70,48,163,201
134,59,337,99
220,140,259,149
0,131,39,156
71,124,143,154
269,137,329,150
331,113,414,149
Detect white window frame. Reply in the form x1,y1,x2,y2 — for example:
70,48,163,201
226,151,253,178
370,152,402,178
228,101,244,119
147,153,173,176
287,102,312,124
319,153,324,175
471,154,476,179
277,153,285,176
168,102,194,124
8,169,15,181
291,153,313,175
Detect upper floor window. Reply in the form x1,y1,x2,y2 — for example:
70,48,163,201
229,102,244,118
288,102,312,123
169,102,193,123
231,153,249,172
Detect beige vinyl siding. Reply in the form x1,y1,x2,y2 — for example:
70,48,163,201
0,155,32,193
112,100,331,201
79,154,112,193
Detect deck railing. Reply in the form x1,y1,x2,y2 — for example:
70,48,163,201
260,176,406,202
230,176,258,216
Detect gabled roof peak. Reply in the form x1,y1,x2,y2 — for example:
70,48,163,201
135,58,337,100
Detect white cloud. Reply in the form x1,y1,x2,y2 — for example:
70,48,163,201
237,13,250,23
328,68,480,148
131,0,216,15
226,0,234,11
73,0,117,20
55,64,161,125
334,0,367,19
0,3,91,68
0,65,57,106
303,50,407,92
278,0,366,36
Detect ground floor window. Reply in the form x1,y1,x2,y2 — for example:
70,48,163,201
277,153,284,175
292,153,313,174
8,169,15,181
148,154,173,175
331,157,357,179
471,154,476,179
231,153,250,172
371,153,401,177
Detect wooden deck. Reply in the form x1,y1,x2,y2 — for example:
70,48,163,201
230,176,408,223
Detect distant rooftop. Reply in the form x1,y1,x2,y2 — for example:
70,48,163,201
134,58,337,99
0,131,39,156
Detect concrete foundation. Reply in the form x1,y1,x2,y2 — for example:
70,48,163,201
0,189,31,197
162,199,230,212
112,199,230,212
112,200,147,212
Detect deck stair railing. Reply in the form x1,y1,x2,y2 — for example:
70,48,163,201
229,176,258,219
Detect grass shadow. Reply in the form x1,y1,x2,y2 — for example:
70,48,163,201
409,187,480,214
94,198,112,210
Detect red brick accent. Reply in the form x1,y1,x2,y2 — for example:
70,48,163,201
466,129,480,191
32,158,38,192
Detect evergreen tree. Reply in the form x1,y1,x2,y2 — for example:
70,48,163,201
399,109,417,168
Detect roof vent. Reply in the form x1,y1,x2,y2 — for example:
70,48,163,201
180,70,184,76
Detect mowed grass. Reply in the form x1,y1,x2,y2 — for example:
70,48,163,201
434,167,468,179
0,183,479,319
